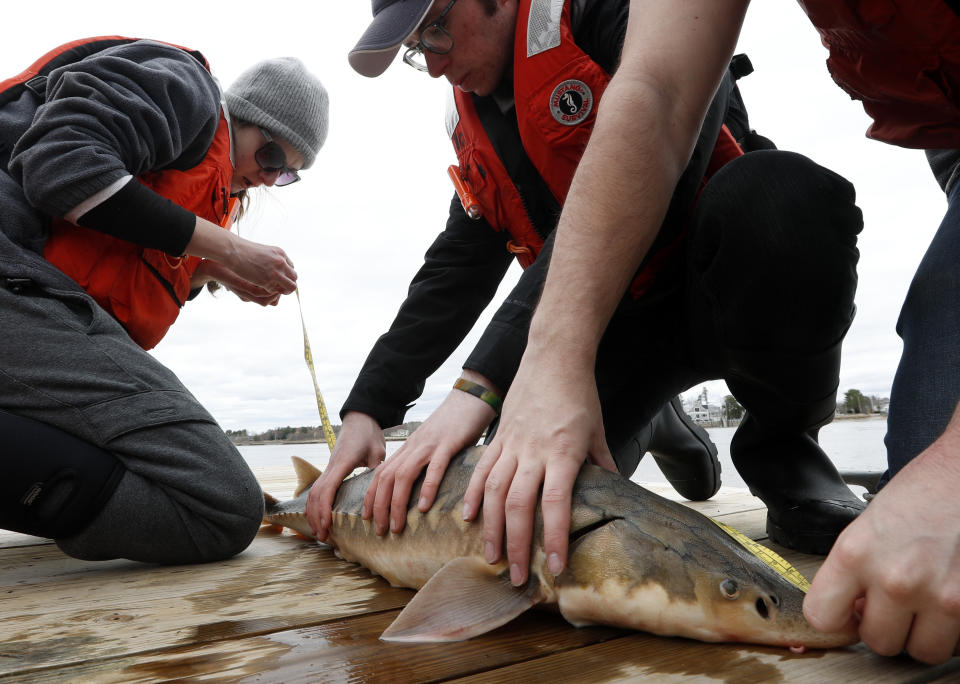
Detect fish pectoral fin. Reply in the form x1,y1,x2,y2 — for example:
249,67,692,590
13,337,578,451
291,456,323,497
380,556,544,643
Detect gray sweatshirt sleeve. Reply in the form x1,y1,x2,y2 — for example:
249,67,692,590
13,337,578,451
8,40,222,221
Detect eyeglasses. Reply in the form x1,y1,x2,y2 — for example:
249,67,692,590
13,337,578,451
255,128,300,186
402,0,459,72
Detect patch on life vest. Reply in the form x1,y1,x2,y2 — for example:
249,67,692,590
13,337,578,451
549,79,592,126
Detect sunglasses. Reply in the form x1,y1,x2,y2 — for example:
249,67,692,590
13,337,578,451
255,128,300,186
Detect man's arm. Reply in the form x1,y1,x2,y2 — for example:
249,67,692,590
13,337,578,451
463,0,751,586
305,197,512,539
804,400,960,664
340,195,513,427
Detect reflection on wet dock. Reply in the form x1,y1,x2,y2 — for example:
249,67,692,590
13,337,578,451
1,465,957,683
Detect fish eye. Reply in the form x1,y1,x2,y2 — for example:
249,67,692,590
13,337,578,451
755,597,770,619
720,579,740,599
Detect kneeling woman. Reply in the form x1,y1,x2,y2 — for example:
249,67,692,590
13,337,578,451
0,38,328,564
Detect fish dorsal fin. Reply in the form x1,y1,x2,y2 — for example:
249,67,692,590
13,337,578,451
380,556,545,643
291,456,323,497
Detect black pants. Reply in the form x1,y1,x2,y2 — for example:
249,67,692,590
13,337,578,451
597,150,862,475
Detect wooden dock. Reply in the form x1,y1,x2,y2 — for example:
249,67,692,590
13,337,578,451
2,465,958,683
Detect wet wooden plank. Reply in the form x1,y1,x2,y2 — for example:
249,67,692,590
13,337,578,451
0,531,411,676
0,609,627,683
450,634,960,684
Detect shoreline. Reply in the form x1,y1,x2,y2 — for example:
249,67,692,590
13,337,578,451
233,414,886,447
232,436,409,447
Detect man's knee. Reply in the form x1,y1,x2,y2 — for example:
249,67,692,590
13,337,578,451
696,151,862,258
690,151,861,350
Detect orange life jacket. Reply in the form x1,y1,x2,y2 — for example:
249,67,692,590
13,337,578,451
797,0,960,148
27,38,236,350
447,0,743,295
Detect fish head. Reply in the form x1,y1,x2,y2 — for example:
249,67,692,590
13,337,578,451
685,548,857,649
557,469,859,650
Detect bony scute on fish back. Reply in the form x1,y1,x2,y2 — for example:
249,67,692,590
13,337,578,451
262,446,859,649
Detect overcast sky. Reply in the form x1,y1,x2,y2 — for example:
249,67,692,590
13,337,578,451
5,1,946,434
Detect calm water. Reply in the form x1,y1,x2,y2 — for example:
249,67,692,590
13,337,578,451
238,416,888,492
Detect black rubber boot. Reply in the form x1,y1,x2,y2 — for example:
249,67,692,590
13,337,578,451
644,396,722,501
0,410,125,539
613,397,722,501
731,414,865,554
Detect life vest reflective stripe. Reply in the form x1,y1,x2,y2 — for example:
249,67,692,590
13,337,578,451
30,37,231,350
513,0,609,206
797,0,960,148
448,0,744,292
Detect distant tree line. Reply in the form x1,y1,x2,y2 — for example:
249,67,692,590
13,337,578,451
838,389,888,415
226,422,422,444
722,395,744,421
720,389,888,418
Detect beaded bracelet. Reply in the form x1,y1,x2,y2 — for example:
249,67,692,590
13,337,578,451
453,378,503,414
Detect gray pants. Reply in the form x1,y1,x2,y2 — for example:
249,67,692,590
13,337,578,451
0,261,263,564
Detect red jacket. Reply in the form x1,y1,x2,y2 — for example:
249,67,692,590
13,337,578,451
448,0,742,293
43,112,235,350
798,0,960,148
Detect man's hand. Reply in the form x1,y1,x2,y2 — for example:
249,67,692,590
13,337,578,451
804,406,960,664
454,0,747,588
364,371,499,536
305,411,386,542
462,356,617,586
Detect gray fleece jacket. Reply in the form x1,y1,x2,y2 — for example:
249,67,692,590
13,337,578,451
0,39,222,285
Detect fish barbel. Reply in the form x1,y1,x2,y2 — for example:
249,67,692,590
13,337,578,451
263,446,858,649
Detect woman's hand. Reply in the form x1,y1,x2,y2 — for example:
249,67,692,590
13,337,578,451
185,216,297,296
190,259,282,306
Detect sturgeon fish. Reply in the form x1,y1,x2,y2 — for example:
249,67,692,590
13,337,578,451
263,446,858,649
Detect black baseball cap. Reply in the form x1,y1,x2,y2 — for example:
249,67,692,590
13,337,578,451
349,0,434,77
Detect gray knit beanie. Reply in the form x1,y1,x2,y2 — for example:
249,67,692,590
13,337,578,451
225,57,329,169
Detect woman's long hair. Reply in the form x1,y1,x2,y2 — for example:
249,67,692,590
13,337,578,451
206,117,254,294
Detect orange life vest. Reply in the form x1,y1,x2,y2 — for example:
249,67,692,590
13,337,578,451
797,0,960,148
31,39,236,350
447,0,743,295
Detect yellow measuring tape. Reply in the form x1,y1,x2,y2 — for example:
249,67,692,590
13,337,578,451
712,519,811,592
295,289,337,454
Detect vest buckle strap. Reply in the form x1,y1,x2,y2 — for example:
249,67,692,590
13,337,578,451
23,75,47,98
